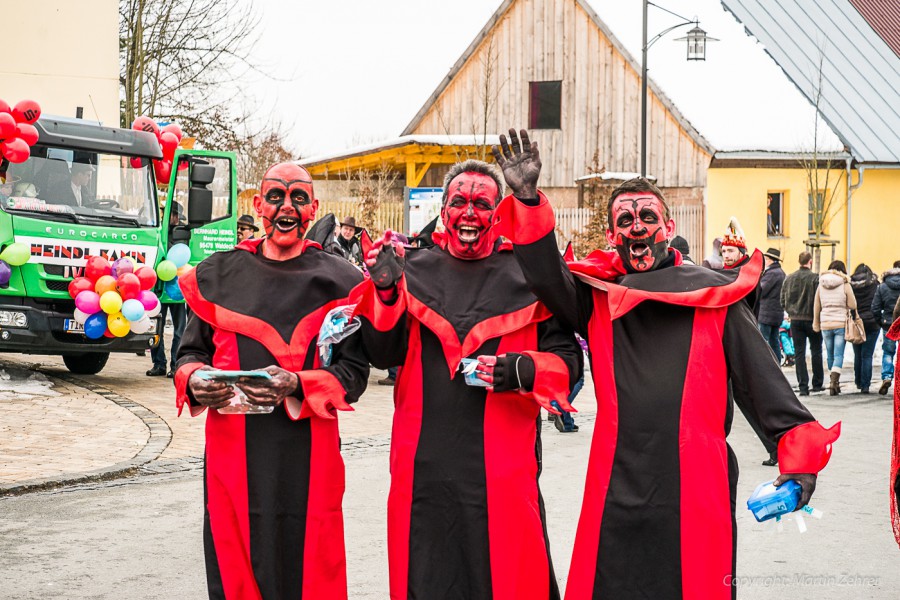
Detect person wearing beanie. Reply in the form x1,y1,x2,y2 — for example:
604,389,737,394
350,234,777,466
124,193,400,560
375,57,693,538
670,235,694,265
721,216,749,269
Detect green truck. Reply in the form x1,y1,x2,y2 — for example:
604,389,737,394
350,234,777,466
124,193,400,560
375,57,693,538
0,116,238,374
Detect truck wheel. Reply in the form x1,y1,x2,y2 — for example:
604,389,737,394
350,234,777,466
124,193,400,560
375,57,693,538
62,353,110,375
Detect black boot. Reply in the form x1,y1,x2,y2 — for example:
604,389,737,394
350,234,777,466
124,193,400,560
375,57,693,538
761,451,778,467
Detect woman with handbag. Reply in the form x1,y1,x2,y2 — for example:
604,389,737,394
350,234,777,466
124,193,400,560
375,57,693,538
850,264,881,393
814,260,858,395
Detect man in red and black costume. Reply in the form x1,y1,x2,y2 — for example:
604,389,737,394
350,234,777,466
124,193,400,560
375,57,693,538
492,130,840,600
174,162,369,599
352,159,582,600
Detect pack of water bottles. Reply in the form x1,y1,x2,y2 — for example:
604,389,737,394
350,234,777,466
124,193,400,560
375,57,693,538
747,479,823,533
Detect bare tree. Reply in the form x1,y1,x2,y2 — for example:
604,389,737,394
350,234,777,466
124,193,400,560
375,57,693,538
235,124,296,190
799,49,846,271
569,151,611,257
119,0,260,147
333,163,402,239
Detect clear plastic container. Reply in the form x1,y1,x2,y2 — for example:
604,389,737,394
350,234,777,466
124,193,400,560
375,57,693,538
458,358,490,387
217,389,274,415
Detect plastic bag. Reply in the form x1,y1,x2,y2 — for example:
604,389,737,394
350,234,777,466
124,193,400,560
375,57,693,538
317,304,361,366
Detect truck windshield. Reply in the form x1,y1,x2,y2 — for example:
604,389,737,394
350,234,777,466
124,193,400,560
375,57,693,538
0,145,158,227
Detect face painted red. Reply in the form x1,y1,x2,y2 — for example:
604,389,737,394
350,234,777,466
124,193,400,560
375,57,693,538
441,171,499,260
605,193,675,273
253,163,318,259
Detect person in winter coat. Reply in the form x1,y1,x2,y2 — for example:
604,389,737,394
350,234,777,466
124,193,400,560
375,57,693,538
758,248,786,362
814,260,857,395
850,264,881,393
782,252,824,395
701,237,724,270
872,260,900,395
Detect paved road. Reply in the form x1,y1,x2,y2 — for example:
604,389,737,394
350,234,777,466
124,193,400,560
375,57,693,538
0,347,897,598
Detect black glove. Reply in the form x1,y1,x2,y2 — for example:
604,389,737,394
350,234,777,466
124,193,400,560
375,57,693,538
369,243,405,290
491,353,535,393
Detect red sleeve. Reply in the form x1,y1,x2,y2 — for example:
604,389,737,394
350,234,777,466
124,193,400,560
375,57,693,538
284,369,351,421
350,275,408,332
492,191,555,244
777,420,841,474
520,350,571,407
174,361,207,417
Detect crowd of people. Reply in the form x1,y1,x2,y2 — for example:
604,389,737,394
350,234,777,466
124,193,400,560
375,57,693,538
160,125,855,600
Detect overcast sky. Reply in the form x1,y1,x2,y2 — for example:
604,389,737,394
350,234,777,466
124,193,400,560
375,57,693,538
245,0,841,158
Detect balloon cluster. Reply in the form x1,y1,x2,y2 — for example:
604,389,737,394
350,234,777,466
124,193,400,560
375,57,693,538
0,242,31,286
130,116,184,185
69,256,161,339
0,99,41,164
155,243,193,301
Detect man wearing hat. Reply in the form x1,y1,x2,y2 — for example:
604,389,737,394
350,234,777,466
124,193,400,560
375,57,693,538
759,247,786,362
335,215,364,266
236,214,259,243
721,216,749,269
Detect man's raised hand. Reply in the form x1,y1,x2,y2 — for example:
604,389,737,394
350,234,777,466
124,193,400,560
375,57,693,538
491,128,541,199
365,230,406,290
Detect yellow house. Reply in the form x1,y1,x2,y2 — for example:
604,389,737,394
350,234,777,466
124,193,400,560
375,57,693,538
709,0,900,274
1,0,120,126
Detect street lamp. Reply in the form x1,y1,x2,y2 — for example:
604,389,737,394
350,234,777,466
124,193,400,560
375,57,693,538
640,1,716,177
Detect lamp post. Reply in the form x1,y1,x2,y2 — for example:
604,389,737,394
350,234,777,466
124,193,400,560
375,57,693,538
640,1,715,177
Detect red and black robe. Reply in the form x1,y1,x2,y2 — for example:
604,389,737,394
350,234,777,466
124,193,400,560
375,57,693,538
352,237,582,600
174,238,369,600
494,194,840,600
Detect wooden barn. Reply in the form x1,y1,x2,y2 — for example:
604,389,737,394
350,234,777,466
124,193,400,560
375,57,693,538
302,0,713,247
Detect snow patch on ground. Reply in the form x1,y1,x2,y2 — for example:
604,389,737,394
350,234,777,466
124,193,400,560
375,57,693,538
0,368,61,400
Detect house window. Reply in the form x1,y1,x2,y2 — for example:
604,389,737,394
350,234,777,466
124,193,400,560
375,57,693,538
808,190,826,235
529,81,562,129
767,192,784,237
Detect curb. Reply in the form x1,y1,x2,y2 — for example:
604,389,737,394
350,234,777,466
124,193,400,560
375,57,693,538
0,372,172,497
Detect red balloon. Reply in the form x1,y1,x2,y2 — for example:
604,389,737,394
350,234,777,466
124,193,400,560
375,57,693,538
130,156,144,169
159,131,178,160
11,100,40,125
84,256,112,282
134,266,158,290
103,328,115,338
0,99,9,114
161,123,183,142
67,277,94,299
16,123,38,146
116,272,141,300
0,112,16,139
154,160,172,185
0,138,30,163
132,116,159,137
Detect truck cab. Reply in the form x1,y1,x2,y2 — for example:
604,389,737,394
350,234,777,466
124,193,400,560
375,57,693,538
0,116,237,374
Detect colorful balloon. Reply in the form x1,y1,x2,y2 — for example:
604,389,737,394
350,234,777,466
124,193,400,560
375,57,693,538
0,113,16,138
161,123,183,141
159,131,179,161
131,116,159,136
83,313,107,339
0,260,10,287
11,100,41,125
135,266,158,290
116,272,141,300
137,289,159,312
100,290,123,314
129,314,153,334
73,308,90,325
156,259,177,281
164,278,184,301
0,242,30,267
121,298,145,322
129,156,146,169
67,277,93,299
94,275,117,295
84,256,112,281
15,123,38,146
154,159,173,185
167,244,192,268
107,312,131,337
0,99,9,114
146,300,162,318
110,257,134,278
75,290,101,314
176,264,194,278
0,138,30,164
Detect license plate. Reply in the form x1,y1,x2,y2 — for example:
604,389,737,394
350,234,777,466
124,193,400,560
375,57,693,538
64,319,84,333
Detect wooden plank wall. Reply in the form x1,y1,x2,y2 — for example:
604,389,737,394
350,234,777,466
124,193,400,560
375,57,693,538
410,0,711,189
